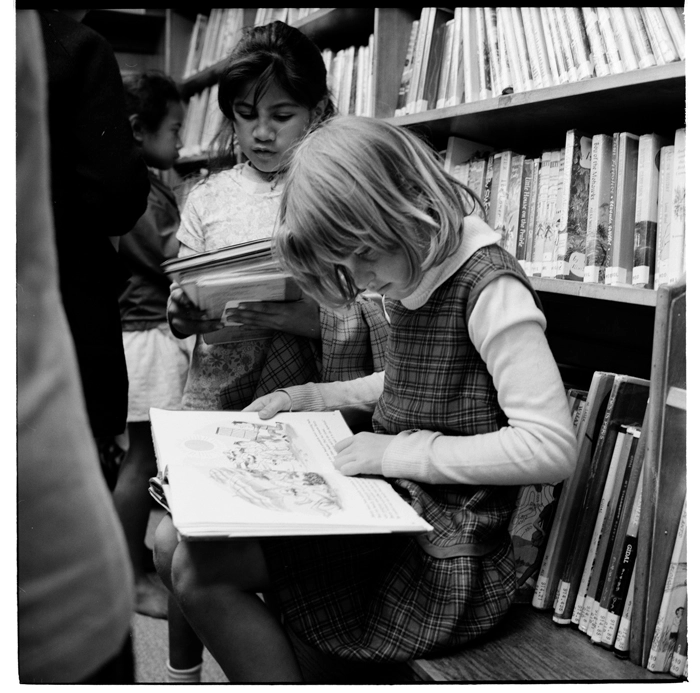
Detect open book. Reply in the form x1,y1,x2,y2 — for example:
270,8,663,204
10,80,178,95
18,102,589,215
161,238,302,344
149,408,433,540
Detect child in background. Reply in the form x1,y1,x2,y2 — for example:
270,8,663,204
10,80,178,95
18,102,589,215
154,115,578,682
160,23,388,682
115,71,191,618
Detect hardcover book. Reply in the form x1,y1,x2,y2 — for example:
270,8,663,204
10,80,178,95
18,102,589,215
149,408,433,540
555,129,592,281
584,133,614,283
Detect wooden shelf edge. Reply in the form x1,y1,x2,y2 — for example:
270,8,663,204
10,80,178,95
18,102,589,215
530,278,657,307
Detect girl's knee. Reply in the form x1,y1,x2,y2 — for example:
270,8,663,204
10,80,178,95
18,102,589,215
153,514,178,588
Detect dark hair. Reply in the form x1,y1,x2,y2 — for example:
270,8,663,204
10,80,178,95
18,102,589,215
122,70,182,132
208,21,336,171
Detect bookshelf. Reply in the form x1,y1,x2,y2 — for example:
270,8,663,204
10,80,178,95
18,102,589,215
101,6,684,683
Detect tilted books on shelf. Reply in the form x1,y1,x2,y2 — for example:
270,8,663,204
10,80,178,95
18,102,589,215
161,238,302,344
149,408,433,540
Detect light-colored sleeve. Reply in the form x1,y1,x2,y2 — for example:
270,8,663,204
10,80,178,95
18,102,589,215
282,371,385,414
381,275,577,486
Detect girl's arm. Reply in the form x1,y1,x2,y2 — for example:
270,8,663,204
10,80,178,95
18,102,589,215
382,275,577,486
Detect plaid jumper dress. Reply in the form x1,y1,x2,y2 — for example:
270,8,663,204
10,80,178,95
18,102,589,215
263,245,544,663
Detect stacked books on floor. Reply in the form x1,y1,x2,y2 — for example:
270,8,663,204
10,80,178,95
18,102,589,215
395,7,685,115
447,126,686,290
512,369,687,677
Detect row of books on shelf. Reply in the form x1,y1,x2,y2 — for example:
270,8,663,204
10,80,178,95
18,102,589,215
447,125,686,290
396,7,685,116
182,8,320,79
178,35,376,160
509,371,686,676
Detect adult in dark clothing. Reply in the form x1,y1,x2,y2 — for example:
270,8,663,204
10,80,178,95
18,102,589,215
37,9,150,481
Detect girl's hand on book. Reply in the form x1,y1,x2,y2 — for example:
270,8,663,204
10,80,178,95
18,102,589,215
242,391,293,419
333,433,393,476
225,295,320,338
168,286,222,337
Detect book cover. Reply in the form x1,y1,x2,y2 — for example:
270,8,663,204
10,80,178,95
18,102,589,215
541,148,563,278
149,408,433,540
595,7,625,75
605,132,639,286
466,157,488,206
623,7,657,70
572,425,637,631
584,133,614,283
459,7,479,105
555,129,592,281
516,158,535,270
531,371,616,611
550,374,649,625
508,482,563,604
581,7,611,78
653,145,675,288
632,133,669,288
646,498,687,672
443,135,493,174
474,7,493,100
598,455,645,649
608,7,639,73
668,128,686,285
501,152,525,255
486,151,504,229
563,7,594,80
668,595,688,678
394,19,420,117
522,157,540,276
530,151,553,277
641,7,680,65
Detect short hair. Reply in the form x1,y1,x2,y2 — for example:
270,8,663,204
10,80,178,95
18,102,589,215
122,70,181,132
274,115,482,308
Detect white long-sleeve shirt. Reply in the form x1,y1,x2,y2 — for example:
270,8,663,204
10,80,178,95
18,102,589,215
283,215,577,487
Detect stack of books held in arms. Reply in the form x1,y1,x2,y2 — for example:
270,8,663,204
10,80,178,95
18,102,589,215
161,237,302,344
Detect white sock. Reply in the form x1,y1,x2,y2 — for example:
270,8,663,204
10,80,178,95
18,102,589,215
166,661,202,683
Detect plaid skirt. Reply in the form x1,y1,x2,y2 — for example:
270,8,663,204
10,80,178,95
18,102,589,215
262,531,515,664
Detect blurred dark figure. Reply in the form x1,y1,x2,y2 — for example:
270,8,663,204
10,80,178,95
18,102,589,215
37,8,150,487
17,9,136,683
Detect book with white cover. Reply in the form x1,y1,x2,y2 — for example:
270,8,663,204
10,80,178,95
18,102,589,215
149,408,433,540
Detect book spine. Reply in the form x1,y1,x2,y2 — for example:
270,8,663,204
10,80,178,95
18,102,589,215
608,7,639,73
660,7,685,60
523,157,540,276
564,7,595,80
642,7,678,67
552,7,578,83
467,158,487,207
612,561,636,658
405,8,431,115
581,7,611,78
623,7,657,70
519,7,543,89
632,133,666,288
445,10,463,108
556,130,592,281
542,149,564,278
530,151,552,277
457,7,476,106
482,153,495,221
496,8,514,93
538,8,562,85
474,7,493,100
503,154,525,256
596,7,625,75
395,20,420,117
602,132,621,282
668,596,688,678
646,499,688,672
599,473,644,648
510,7,534,91
483,7,503,95
516,158,534,269
668,128,686,285
584,133,613,284
653,145,675,288
492,151,513,240
435,20,454,111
